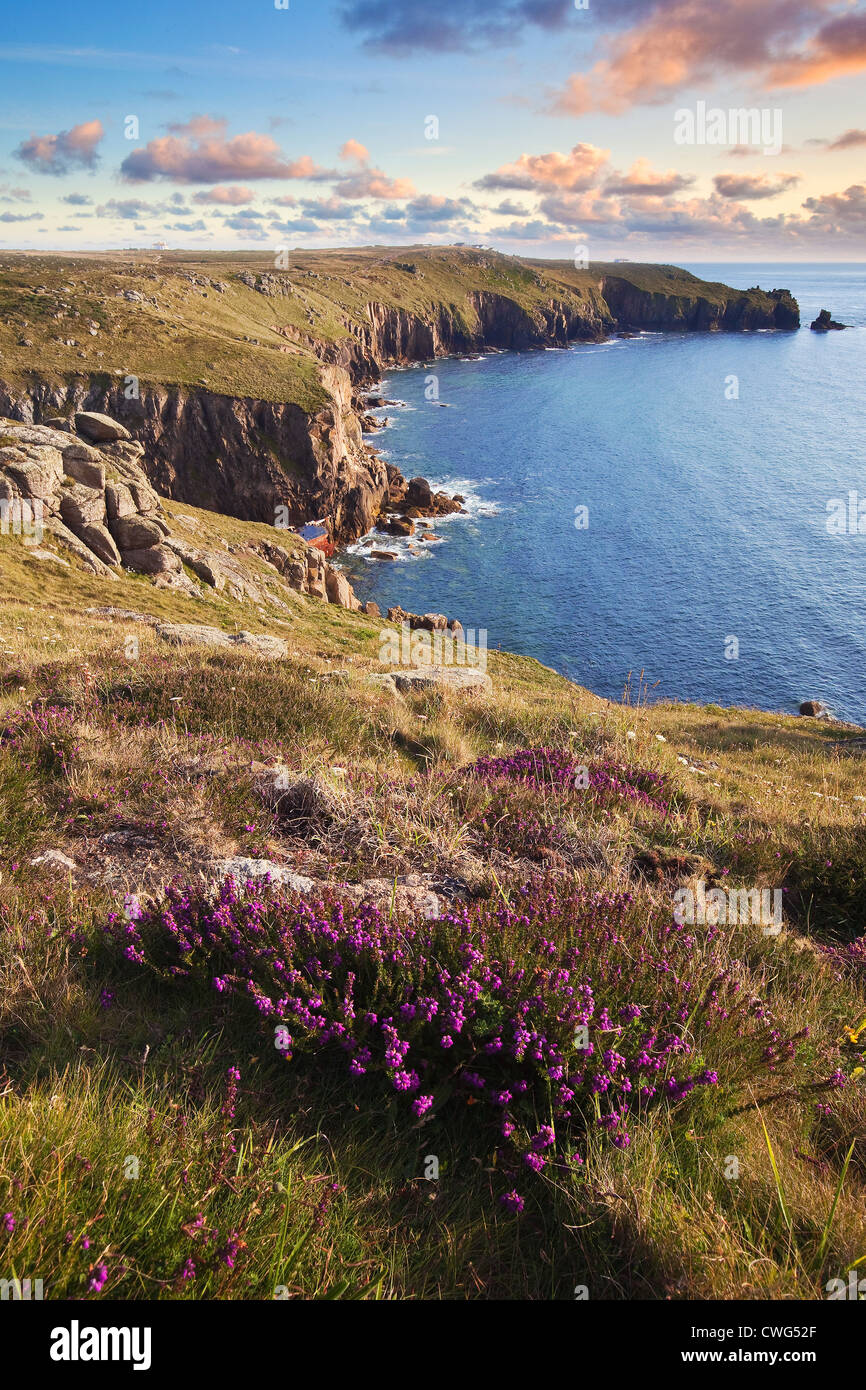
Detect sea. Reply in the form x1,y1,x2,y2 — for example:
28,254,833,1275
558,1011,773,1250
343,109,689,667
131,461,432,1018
341,264,866,724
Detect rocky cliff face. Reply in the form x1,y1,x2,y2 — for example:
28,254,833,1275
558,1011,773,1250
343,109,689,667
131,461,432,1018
599,276,800,332
0,269,799,546
361,290,610,365
0,369,388,545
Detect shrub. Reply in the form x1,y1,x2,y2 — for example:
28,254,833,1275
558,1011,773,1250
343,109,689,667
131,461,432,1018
104,876,828,1205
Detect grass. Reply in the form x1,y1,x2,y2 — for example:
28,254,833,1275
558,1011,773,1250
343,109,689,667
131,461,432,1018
0,494,863,1301
0,248,795,410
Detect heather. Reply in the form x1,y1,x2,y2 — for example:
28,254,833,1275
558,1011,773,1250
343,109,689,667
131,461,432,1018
104,873,845,1205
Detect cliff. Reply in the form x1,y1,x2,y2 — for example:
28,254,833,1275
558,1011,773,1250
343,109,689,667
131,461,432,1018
0,248,800,543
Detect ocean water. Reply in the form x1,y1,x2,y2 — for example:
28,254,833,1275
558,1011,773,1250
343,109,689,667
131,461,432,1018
341,264,866,724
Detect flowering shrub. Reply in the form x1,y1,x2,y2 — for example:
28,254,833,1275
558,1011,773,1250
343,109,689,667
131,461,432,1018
471,786,568,861
466,747,671,816
104,875,823,1205
818,934,866,983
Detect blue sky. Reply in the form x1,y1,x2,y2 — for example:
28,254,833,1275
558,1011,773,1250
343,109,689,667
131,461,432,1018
1,0,864,258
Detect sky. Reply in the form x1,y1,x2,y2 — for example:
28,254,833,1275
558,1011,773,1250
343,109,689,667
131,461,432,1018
0,0,864,260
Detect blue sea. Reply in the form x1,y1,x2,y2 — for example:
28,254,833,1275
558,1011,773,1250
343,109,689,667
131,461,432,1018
341,264,866,724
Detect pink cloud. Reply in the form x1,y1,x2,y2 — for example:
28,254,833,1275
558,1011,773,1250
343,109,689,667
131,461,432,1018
340,139,370,165
603,159,695,197
192,184,256,205
475,143,610,192
331,142,415,199
14,119,104,175
827,128,866,149
121,118,335,183
768,11,866,86
714,171,802,199
548,0,864,115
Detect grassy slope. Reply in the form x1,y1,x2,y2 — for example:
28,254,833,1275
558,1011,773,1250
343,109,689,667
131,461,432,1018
0,510,864,1301
0,248,785,409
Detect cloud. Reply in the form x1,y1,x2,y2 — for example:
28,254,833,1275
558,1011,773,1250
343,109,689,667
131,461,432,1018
97,198,160,220
549,0,866,115
330,143,415,199
14,119,104,174
339,139,370,164
491,198,531,216
475,143,609,192
61,192,93,205
0,185,32,203
192,184,256,205
801,182,866,234
603,159,695,197
495,218,565,240
0,211,43,222
334,166,415,198
270,194,298,207
267,216,323,234
827,128,866,150
340,0,575,53
121,115,334,183
713,171,802,199
403,194,477,223
300,196,354,220
768,11,866,87
480,176,866,252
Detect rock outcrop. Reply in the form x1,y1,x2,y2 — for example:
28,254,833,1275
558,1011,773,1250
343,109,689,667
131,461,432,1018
0,413,364,615
810,310,847,332
156,624,289,659
0,419,166,580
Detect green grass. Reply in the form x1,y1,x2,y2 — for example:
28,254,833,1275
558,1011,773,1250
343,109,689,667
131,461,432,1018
0,248,794,409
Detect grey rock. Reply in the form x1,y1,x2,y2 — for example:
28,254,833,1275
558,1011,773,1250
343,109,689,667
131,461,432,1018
30,850,77,872
79,522,121,566
74,411,132,443
155,623,288,659
4,448,63,502
122,544,181,575
110,515,164,550
60,483,105,530
62,442,106,490
105,481,137,522
368,665,491,696
211,857,316,893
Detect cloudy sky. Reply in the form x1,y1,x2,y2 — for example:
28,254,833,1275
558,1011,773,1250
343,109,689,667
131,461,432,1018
0,0,864,259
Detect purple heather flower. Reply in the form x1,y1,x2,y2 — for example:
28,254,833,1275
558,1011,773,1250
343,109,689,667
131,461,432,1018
88,1264,108,1294
530,1126,555,1152
500,1190,524,1214
412,1094,434,1118
2,1213,14,1234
